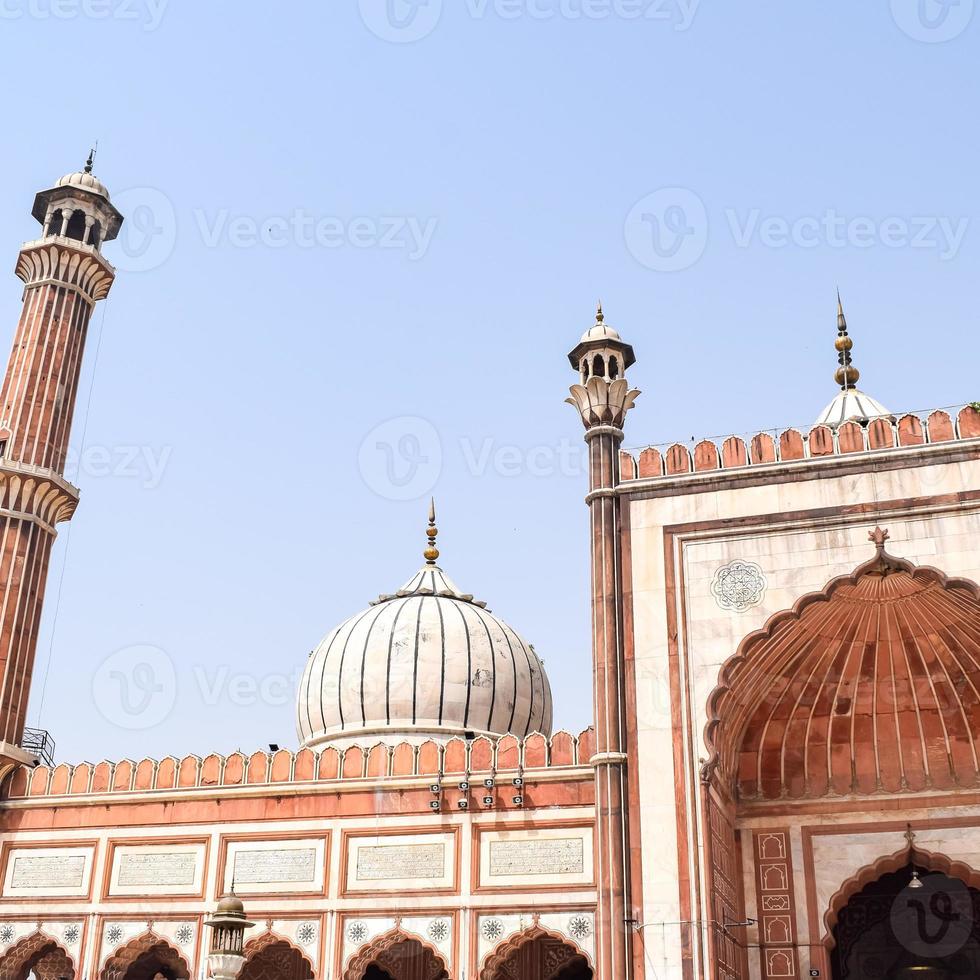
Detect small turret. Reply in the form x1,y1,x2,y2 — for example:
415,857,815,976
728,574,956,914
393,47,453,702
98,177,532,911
30,150,123,250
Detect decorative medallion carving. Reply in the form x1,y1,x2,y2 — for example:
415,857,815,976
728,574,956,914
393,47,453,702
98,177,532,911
711,560,767,611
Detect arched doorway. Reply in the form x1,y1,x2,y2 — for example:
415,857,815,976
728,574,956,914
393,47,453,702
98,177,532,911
240,937,313,980
99,934,189,980
0,933,75,980
481,929,593,980
345,932,448,980
831,865,980,978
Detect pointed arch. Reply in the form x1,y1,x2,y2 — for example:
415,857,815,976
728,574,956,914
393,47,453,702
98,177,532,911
823,844,980,943
343,927,448,980
702,534,980,801
0,931,75,980
479,924,593,980
241,931,314,980
99,931,190,980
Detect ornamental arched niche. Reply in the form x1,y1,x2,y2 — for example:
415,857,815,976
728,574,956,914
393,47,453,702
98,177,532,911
240,932,313,980
703,527,980,802
823,842,980,941
479,925,593,980
0,931,75,980
99,932,190,980
343,927,449,980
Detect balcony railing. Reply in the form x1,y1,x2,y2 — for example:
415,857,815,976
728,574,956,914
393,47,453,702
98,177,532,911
21,727,55,767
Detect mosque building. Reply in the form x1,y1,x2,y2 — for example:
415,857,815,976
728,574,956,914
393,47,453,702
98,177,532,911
0,164,978,980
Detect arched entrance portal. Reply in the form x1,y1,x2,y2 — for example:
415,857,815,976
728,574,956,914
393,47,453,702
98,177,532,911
345,933,448,980
240,938,313,980
99,934,190,980
0,933,75,980
831,865,980,979
481,930,593,980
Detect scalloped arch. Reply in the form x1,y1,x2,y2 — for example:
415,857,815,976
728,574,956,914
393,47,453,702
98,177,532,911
479,924,593,980
703,535,980,801
0,931,75,980
343,927,449,980
99,931,190,980
823,844,980,945
241,931,314,980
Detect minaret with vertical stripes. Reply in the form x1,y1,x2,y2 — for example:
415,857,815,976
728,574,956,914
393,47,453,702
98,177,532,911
0,159,123,781
566,305,640,980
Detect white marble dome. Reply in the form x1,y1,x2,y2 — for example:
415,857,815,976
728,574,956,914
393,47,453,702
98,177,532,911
816,388,892,428
56,170,111,200
296,561,553,748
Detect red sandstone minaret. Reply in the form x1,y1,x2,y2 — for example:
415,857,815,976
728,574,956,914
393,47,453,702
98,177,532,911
566,305,640,980
0,156,122,781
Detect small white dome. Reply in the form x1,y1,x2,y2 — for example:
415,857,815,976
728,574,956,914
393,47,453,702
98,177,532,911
580,321,622,344
296,563,553,748
56,171,110,200
816,388,892,428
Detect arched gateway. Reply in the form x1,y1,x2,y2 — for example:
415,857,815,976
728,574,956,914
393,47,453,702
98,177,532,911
0,933,74,980
480,928,593,980
344,930,449,980
831,866,980,978
698,529,980,978
99,933,189,980
240,935,314,980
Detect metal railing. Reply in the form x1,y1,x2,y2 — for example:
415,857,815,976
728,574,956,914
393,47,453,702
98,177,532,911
21,727,55,767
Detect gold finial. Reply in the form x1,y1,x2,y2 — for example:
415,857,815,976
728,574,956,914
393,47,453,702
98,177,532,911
424,497,440,565
85,142,97,175
834,291,860,390
595,301,604,323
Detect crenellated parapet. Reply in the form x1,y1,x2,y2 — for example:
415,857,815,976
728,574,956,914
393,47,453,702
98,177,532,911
6,728,596,801
16,238,115,303
619,404,980,482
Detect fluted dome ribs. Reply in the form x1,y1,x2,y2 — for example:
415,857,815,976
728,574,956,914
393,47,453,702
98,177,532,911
706,536,980,801
297,562,552,747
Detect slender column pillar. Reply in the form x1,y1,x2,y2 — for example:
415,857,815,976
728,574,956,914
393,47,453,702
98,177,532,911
566,305,640,979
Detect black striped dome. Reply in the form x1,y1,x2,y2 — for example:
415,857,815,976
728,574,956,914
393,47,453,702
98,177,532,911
296,564,553,747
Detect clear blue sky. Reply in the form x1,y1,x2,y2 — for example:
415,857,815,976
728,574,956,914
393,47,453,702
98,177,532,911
1,1,977,762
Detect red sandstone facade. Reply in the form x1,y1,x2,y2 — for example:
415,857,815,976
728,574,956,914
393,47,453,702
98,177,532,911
0,169,978,980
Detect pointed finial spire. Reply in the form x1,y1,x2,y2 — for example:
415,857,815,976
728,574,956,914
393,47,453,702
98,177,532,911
424,497,440,565
84,143,97,175
834,291,860,391
595,301,604,324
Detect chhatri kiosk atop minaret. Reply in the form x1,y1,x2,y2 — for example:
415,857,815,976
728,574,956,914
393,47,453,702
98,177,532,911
0,162,979,980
